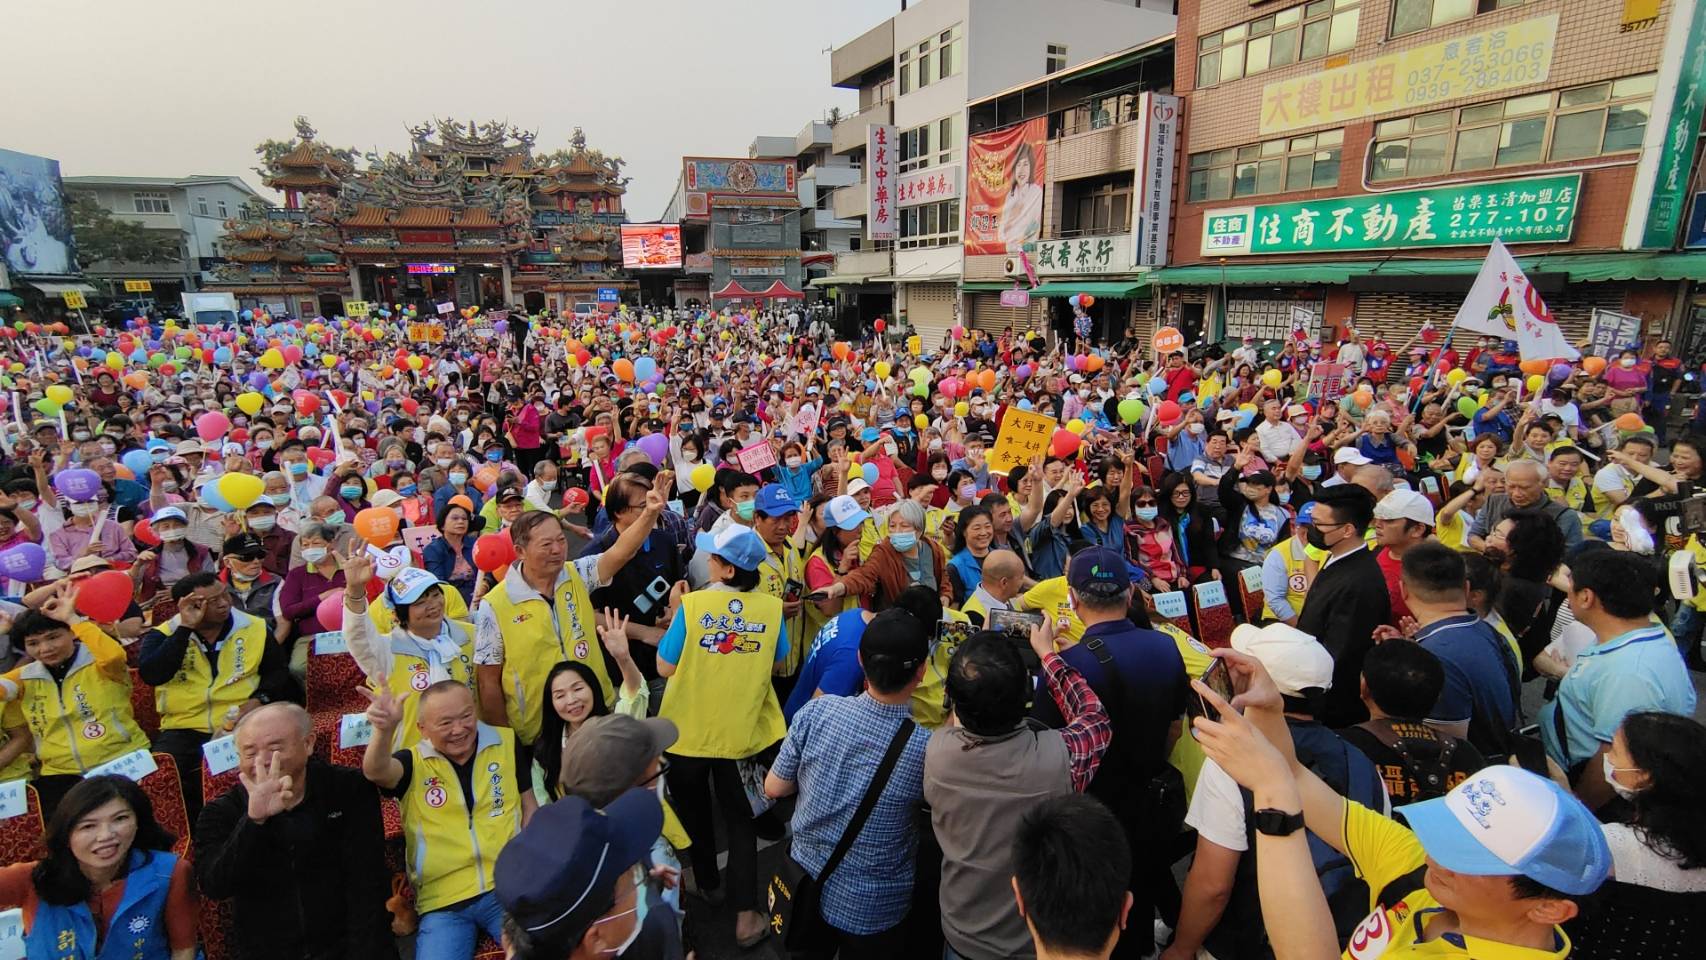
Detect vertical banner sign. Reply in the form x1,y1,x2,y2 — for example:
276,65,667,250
1586,309,1644,357
963,118,1048,256
868,124,897,242
1642,0,1706,247
1133,93,1181,268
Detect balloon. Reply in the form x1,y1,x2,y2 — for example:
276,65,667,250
1082,356,1103,375
1444,369,1468,386
832,342,851,361
953,401,969,417
353,507,401,549
873,318,887,333
1156,401,1183,425
195,411,231,443
54,469,102,503
562,488,590,512
635,356,658,381
236,392,264,416
915,413,930,429
473,465,500,494
216,472,264,511
1524,374,1544,393
874,361,891,379
74,571,135,623
861,463,879,485
1017,398,1034,411
1548,362,1572,383
1614,412,1647,432
123,371,148,390
0,543,46,582
306,447,337,469
473,531,516,574
1456,396,1480,419
293,391,321,416
316,593,345,631
1066,418,1088,435
1261,369,1283,388
44,384,72,407
613,358,635,382
1049,429,1082,458
636,432,669,466
1080,294,1095,308
282,345,303,365
1147,378,1167,396
1518,358,1549,376
133,517,160,547
1117,398,1145,424
121,449,153,478
690,463,716,493
1582,356,1607,376
258,348,285,369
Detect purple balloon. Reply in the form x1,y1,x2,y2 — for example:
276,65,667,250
636,432,670,466
0,543,46,582
54,468,102,503
1548,362,1573,383
247,371,269,389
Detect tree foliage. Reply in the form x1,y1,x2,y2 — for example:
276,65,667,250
68,193,179,266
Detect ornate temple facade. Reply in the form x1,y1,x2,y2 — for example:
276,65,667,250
209,117,633,318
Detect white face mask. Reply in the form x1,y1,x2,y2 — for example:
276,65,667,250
1602,753,1640,800
70,502,102,518
159,528,188,542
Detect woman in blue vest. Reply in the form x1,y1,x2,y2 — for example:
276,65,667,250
946,503,996,607
0,775,197,960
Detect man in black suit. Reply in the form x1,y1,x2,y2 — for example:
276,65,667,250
1296,485,1389,728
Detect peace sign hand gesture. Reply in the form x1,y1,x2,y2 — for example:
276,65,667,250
241,748,298,824
356,684,403,734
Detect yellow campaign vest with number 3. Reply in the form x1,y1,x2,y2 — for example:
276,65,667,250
379,623,478,751
660,590,786,759
154,611,268,735
400,723,521,914
4,623,150,776
484,565,613,745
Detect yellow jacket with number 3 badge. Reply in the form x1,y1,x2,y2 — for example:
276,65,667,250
659,589,786,758
154,610,269,735
0,622,150,775
398,722,522,914
481,561,614,745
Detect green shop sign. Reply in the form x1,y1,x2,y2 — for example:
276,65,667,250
1199,173,1581,257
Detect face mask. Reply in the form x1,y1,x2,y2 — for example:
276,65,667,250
249,515,278,532
785,456,802,469
161,481,179,493
1302,465,1323,481
289,462,309,477
320,512,344,528
16,499,35,512
449,471,468,486
486,450,504,463
301,546,328,564
1188,423,1205,435
958,483,976,500
1134,506,1159,522
929,438,943,451
70,502,101,518
541,481,557,492
592,876,648,956
340,485,363,500
387,459,404,470
884,442,898,456
889,531,918,552
1278,491,1292,505
254,439,272,452
682,449,700,463
72,430,91,442
1290,417,1308,428
1306,525,1330,551
1618,357,1637,369
158,528,188,542
98,441,117,455
1602,754,1640,800
398,483,419,497
735,500,756,521
435,458,454,469
266,493,291,507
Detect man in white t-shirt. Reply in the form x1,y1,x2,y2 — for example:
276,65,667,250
1254,400,1301,462
1535,387,1584,439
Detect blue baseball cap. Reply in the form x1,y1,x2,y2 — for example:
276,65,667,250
1068,546,1130,596
754,483,799,517
386,567,443,607
1296,502,1316,525
1399,765,1610,896
495,790,662,943
694,525,768,571
822,495,870,531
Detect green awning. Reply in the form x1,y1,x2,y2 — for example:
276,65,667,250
960,281,1017,291
1150,251,1706,287
1028,280,1145,297
0,292,22,308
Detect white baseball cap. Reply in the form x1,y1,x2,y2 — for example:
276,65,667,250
846,478,871,495
823,495,870,531
1333,447,1372,466
1230,623,1333,697
1374,489,1435,527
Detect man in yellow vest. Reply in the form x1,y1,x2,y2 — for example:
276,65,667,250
474,493,663,746
1260,502,1324,625
360,679,537,959
0,581,149,815
139,570,296,818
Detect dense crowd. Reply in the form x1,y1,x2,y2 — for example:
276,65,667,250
0,301,1696,960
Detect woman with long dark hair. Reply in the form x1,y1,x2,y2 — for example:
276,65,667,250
1484,508,1565,674
1156,471,1222,586
1566,711,1706,959
946,503,996,607
0,775,196,959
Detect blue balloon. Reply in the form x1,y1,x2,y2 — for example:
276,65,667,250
861,463,879,485
200,485,234,513
634,356,657,381
1237,410,1257,430
241,309,254,321
1147,378,1167,396
121,449,152,477
213,347,233,364
1017,398,1034,411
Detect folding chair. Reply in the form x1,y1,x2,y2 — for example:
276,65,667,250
0,783,43,868
1144,590,1195,638
129,669,161,740
198,763,243,960
1235,566,1268,627
1193,580,1236,650
137,753,193,859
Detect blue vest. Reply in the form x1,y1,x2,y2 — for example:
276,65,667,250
28,849,177,960
947,549,984,599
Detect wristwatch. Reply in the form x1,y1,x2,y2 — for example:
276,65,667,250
1252,808,1305,837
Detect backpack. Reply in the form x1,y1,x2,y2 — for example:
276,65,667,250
1354,719,1459,802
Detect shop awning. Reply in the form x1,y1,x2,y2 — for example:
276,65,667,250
23,281,98,296
1028,280,1145,297
1148,251,1706,287
1537,251,1706,282
0,292,22,308
809,273,878,287
960,281,1019,292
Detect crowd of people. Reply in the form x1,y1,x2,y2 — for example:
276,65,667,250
0,301,1696,960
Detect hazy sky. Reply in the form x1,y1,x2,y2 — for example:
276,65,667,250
7,0,897,219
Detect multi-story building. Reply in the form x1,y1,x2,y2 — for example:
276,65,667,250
1155,0,1706,351
62,173,263,302
666,156,804,310
751,124,863,289
816,0,1176,343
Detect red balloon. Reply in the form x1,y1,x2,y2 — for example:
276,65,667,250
134,517,161,547
305,447,337,468
400,398,419,415
1155,401,1183,424
293,390,321,416
873,318,887,333
1050,429,1082,458
563,488,590,511
316,593,344,631
75,571,136,623
473,531,516,574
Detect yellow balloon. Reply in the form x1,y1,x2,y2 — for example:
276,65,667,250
236,392,265,416
45,385,73,406
914,413,929,430
105,353,124,371
1261,369,1283,388
1445,368,1468,386
954,401,969,417
322,355,338,369
1067,418,1087,435
689,463,716,493
1525,374,1544,393
874,361,891,379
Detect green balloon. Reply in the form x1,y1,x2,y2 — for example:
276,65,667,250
1456,396,1479,419
148,353,166,368
174,345,192,359
911,383,928,398
1118,398,1145,424
32,398,60,416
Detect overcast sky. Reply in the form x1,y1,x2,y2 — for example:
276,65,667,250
7,0,896,219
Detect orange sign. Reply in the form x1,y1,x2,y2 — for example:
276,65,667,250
1153,326,1184,357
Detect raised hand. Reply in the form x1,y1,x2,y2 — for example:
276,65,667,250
39,581,76,624
356,684,403,733
241,748,297,824
343,547,375,595
597,607,632,662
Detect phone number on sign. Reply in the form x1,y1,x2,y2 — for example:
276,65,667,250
1404,42,1546,105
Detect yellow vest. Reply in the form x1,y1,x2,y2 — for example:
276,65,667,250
369,584,469,635
484,563,612,745
660,590,786,758
1260,539,1312,622
801,546,858,663
376,621,478,751
154,611,269,735
910,607,971,728
3,624,149,776
399,723,521,914
1160,622,1213,803
1022,577,1084,646
1547,477,1592,516
758,543,806,676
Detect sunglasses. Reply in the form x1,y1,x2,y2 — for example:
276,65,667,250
1135,499,1157,507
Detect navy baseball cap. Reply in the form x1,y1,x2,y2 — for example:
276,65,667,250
754,483,799,517
1068,547,1130,597
495,789,662,943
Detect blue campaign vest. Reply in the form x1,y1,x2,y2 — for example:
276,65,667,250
947,549,984,598
27,849,177,960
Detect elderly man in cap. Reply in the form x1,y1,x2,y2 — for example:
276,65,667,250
1165,623,1386,960
496,789,667,960
750,483,806,685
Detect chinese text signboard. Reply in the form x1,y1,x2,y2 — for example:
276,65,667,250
1258,14,1558,136
1200,173,1581,256
1134,93,1181,267
989,408,1058,475
1586,309,1643,357
1019,235,1132,276
343,300,370,317
1305,362,1350,405
1641,1,1706,247
736,442,777,475
123,280,151,293
406,322,446,343
60,291,86,309
895,164,960,208
868,124,897,242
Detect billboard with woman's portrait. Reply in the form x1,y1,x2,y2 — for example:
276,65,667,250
0,148,76,277
963,118,1046,256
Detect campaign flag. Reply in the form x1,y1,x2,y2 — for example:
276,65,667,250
1451,239,1579,361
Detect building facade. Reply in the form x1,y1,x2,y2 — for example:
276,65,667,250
1157,0,1706,352
62,174,264,304
673,157,804,309
209,117,632,318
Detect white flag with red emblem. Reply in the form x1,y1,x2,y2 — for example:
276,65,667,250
1452,238,1579,361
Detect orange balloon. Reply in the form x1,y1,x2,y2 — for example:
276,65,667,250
832,342,851,361
613,358,635,382
1582,356,1607,376
978,369,996,391
474,465,501,494
1614,412,1647,432
352,507,399,549
1518,358,1550,376
122,372,148,389
1084,355,1105,374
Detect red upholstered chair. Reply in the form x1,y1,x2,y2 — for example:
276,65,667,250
138,753,192,859
305,650,369,763
198,761,242,960
1143,591,1195,638
1193,580,1236,650
129,669,160,740
1148,456,1168,486
1235,566,1268,628
0,785,43,868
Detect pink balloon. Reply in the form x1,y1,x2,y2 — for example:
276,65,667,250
316,593,344,632
195,410,231,443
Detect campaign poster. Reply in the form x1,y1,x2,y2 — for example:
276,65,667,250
963,118,1047,256
0,148,77,277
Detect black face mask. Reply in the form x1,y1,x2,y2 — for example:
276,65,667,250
1306,525,1330,551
